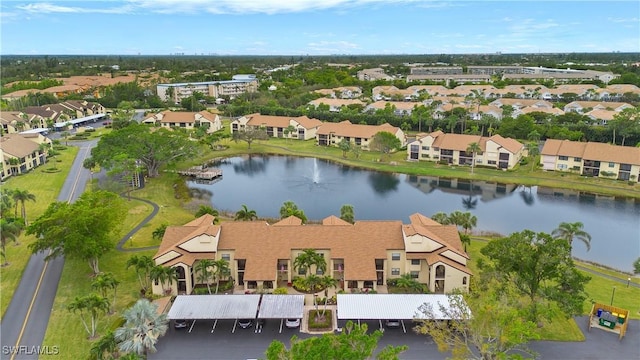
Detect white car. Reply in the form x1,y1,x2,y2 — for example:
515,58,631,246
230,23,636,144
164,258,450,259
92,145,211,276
285,318,300,328
385,319,401,328
238,319,253,329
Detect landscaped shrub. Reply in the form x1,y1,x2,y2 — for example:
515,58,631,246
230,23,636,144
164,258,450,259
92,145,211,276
308,310,332,330
273,287,288,295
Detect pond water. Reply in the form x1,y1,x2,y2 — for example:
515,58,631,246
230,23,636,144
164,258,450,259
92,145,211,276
188,155,640,272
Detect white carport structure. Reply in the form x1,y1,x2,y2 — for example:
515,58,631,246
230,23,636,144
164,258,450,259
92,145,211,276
167,294,261,333
337,294,462,333
257,294,305,333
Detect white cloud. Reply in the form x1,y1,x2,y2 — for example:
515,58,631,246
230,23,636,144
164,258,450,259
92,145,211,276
607,17,639,23
17,2,133,14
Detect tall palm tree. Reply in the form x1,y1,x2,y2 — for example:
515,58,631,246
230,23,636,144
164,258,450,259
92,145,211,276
319,276,339,318
126,255,155,294
293,249,326,278
67,294,110,339
280,200,307,223
552,222,592,251
195,259,215,294
1,219,23,265
115,299,168,357
92,272,120,314
395,273,425,293
466,142,482,174
431,212,450,225
459,212,477,235
212,259,230,294
150,265,178,295
340,204,355,224
234,204,257,221
0,188,14,219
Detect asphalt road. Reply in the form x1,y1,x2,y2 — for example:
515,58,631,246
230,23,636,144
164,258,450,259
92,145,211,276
150,316,640,360
0,140,96,360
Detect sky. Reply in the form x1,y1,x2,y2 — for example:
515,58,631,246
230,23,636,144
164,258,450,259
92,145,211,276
1,0,638,55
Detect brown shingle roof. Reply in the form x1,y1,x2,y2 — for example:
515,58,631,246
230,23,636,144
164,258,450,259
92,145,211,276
433,133,483,152
541,139,588,158
489,134,524,154
0,134,40,158
316,121,400,139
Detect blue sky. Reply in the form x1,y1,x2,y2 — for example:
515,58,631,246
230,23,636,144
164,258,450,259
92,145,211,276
1,1,638,55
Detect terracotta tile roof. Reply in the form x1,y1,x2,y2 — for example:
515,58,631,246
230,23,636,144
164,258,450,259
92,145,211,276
317,121,401,139
490,98,553,108
582,142,640,166
565,101,631,111
540,139,587,158
368,101,422,111
0,134,40,158
489,134,524,154
155,214,472,282
603,84,640,94
245,113,322,130
519,106,565,115
160,111,197,123
433,133,483,151
586,109,617,121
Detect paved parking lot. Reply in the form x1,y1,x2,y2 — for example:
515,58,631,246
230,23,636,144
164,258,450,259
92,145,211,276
150,317,639,360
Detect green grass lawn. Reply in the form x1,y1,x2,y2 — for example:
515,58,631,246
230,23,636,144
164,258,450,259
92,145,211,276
0,146,79,319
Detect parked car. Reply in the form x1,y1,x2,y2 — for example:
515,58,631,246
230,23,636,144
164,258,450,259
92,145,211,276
385,319,401,328
285,318,300,328
174,319,189,329
238,319,253,329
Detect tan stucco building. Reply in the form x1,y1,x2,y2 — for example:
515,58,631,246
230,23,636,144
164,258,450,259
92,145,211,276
316,121,406,150
408,131,524,170
142,110,222,133
230,113,322,140
152,213,471,296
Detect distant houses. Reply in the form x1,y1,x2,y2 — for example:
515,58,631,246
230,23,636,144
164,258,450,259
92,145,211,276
142,110,222,133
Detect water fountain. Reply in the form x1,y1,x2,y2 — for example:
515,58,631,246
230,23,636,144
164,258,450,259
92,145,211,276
312,158,321,184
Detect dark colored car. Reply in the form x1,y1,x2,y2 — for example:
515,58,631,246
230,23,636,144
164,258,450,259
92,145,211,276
238,319,253,329
174,319,189,329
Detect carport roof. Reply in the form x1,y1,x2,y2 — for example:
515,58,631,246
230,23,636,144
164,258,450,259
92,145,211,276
337,294,464,320
167,294,261,320
257,295,304,319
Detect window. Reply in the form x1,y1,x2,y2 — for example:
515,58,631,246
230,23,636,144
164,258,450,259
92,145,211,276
221,254,230,261
411,259,420,266
558,164,568,170
574,157,582,162
462,276,467,285
609,162,615,168
316,268,324,275
422,146,430,150
391,253,400,261
298,267,306,276
559,156,568,161
488,160,496,165
435,265,445,278
410,271,419,279
391,268,400,275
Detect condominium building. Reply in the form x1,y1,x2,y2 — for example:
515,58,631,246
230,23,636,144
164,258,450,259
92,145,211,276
157,75,258,103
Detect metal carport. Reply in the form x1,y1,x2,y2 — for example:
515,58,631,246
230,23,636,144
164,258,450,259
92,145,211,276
257,294,304,333
337,294,462,333
167,294,261,333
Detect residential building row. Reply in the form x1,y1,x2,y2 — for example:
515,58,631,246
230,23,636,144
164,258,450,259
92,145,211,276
230,114,406,149
540,139,640,182
407,131,525,170
152,213,471,296
1,100,106,134
142,110,222,133
0,133,51,181
156,75,259,103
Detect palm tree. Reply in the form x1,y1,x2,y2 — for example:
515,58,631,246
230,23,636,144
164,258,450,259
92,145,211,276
552,222,592,251
459,212,477,235
395,273,425,293
293,249,326,278
319,276,338,318
0,188,14,219
234,204,257,221
92,272,120,314
212,259,230,294
90,331,119,360
466,142,482,174
150,265,178,295
279,200,307,223
126,255,155,294
152,223,168,241
431,212,450,225
1,219,23,265
115,299,168,357
195,259,215,294
67,294,110,339
526,142,540,171
195,205,219,221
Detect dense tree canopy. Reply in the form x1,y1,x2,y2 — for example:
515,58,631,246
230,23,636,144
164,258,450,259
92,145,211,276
479,230,590,321
27,190,126,274
91,124,200,177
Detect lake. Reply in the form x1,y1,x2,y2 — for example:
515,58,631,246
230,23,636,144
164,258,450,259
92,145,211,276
188,155,640,272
